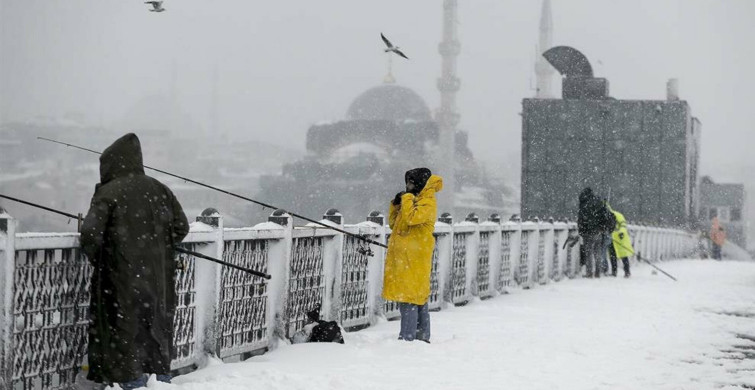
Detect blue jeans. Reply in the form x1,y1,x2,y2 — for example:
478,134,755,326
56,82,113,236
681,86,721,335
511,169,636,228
119,374,171,389
398,302,430,342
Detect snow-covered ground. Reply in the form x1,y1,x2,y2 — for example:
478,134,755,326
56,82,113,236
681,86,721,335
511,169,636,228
145,260,755,390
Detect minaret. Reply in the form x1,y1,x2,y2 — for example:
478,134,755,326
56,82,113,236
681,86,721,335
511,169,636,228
169,59,178,135
384,54,396,84
535,0,554,98
436,0,460,213
210,63,219,138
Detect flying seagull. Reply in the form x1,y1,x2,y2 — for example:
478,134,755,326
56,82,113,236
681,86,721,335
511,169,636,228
381,33,409,60
145,1,166,12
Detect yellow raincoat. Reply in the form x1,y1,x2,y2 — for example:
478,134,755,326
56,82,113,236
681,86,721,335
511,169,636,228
610,208,634,258
382,175,443,305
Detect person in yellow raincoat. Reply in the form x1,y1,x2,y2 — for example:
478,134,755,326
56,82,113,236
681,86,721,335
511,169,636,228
608,205,634,277
710,217,726,260
383,168,442,343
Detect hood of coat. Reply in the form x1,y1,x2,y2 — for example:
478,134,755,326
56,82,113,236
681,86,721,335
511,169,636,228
418,175,443,197
99,133,145,184
579,187,594,205
405,167,432,194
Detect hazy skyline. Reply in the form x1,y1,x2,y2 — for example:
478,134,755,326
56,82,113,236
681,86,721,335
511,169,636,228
2,0,754,178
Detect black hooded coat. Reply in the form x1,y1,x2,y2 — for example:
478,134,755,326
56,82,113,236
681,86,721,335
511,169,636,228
80,133,189,383
577,188,610,237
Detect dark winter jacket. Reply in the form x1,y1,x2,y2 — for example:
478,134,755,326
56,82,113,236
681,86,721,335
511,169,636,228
577,188,611,237
80,133,189,383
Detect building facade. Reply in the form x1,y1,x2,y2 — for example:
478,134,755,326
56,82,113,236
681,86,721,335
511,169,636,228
699,176,748,248
521,46,701,227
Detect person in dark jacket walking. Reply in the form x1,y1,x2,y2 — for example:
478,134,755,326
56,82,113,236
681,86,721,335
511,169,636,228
577,188,611,278
80,133,189,388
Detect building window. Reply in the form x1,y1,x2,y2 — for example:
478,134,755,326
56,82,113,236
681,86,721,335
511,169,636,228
731,208,742,222
717,207,731,223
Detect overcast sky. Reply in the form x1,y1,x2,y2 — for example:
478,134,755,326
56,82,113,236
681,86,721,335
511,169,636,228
2,0,754,178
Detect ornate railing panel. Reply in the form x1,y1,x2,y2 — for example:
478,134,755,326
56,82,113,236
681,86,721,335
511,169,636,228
285,237,325,338
518,231,531,286
536,232,546,284
340,235,371,329
476,232,491,297
218,239,269,358
450,233,469,304
498,231,513,290
10,247,90,390
551,239,560,281
172,242,199,367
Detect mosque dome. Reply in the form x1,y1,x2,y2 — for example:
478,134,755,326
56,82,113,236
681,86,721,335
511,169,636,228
346,85,432,122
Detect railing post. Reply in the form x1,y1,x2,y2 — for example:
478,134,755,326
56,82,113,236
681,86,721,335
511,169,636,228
436,212,454,308
0,210,16,389
365,211,386,324
521,218,539,289
321,209,344,322
193,208,224,359
541,219,555,284
486,214,503,297
266,209,293,346
464,213,480,298
508,215,523,286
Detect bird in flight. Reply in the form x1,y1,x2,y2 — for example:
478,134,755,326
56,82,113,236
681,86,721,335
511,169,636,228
381,33,409,60
145,1,166,12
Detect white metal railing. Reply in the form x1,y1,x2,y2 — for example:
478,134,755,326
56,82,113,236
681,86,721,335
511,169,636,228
0,210,703,390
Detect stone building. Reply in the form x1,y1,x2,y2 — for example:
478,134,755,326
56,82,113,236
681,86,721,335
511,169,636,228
699,176,748,248
521,46,701,227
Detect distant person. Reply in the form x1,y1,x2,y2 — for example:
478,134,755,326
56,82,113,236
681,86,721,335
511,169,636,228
81,133,189,389
597,199,616,276
383,168,442,342
710,217,726,260
577,188,612,278
608,205,633,277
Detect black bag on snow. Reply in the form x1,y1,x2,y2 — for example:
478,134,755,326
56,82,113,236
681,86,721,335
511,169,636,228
305,305,344,344
310,320,345,344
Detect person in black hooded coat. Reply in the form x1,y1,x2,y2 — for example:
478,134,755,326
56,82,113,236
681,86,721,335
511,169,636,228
80,133,189,386
577,187,611,278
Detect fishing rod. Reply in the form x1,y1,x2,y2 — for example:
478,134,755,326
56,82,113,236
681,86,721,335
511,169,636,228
0,193,83,231
38,137,388,250
0,193,270,278
173,246,271,279
611,236,677,281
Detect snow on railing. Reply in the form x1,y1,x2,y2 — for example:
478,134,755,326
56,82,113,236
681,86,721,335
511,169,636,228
0,210,702,390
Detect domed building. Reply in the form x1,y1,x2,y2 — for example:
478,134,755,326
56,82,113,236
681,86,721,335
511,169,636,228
258,82,505,223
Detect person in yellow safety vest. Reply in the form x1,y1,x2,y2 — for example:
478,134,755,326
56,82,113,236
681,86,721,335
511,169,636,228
710,217,726,260
607,205,634,277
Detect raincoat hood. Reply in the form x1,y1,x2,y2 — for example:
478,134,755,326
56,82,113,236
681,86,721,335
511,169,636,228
579,187,594,204
99,133,145,184
419,174,443,196
405,168,432,194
